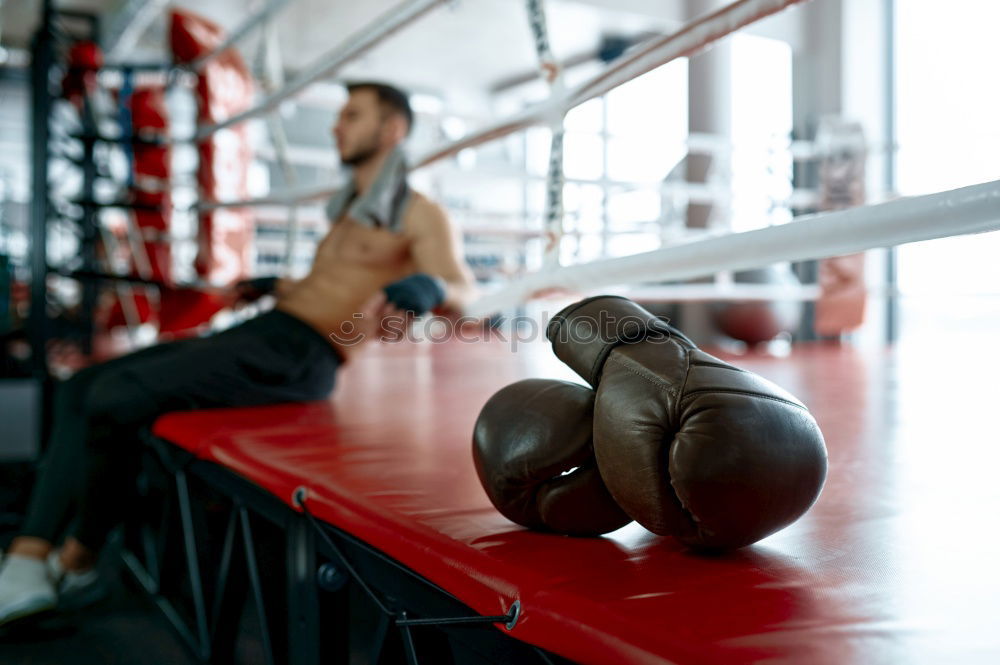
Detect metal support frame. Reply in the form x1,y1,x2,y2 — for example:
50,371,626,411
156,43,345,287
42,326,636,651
884,0,898,344
124,435,572,664
123,445,277,662
286,513,319,665
122,442,213,661
28,4,142,368
29,3,176,354
207,506,237,655
28,0,54,379
175,470,211,659
241,505,278,665
525,0,567,268
78,93,100,353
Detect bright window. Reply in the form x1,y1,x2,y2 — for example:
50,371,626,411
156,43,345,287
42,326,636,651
895,0,1000,340
730,34,793,232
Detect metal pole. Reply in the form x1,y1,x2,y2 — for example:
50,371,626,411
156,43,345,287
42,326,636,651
526,0,566,268
80,93,100,354
884,0,898,344
29,0,54,378
79,1,103,353
197,0,446,138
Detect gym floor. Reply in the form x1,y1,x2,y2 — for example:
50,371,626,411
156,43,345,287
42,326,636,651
0,538,201,665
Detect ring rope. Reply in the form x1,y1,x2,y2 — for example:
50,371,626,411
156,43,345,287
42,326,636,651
187,0,297,72
463,179,1000,317
197,0,448,139
251,17,302,273
413,0,812,169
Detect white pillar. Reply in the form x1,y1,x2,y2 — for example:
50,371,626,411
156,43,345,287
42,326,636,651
685,0,734,232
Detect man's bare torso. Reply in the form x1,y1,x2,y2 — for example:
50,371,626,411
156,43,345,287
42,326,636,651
276,196,425,341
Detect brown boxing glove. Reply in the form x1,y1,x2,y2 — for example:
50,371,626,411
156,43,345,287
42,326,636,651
547,296,828,550
472,378,632,536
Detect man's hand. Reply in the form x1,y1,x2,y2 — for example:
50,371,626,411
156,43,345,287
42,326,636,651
383,273,446,316
234,276,280,303
329,291,412,360
406,196,478,311
329,280,446,361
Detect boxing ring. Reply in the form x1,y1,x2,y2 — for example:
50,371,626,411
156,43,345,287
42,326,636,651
139,338,1000,664
112,0,1000,663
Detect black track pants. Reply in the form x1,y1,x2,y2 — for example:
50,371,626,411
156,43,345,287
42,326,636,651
20,310,340,551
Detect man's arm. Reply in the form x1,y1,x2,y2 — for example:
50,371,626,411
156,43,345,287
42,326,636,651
233,275,299,303
407,197,478,313
274,277,299,298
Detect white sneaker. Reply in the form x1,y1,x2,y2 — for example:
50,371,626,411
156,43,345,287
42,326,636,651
0,554,57,627
47,551,109,611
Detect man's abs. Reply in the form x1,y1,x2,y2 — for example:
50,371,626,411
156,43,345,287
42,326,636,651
275,220,414,341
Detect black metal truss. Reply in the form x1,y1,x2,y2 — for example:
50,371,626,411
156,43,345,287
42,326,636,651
123,435,575,665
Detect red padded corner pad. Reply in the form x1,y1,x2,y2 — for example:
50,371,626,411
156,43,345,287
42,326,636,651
153,338,1000,665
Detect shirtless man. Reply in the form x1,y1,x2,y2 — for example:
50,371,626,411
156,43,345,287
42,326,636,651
278,81,477,341
0,81,477,626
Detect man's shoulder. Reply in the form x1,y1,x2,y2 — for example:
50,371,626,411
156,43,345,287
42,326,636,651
406,189,445,217
403,189,450,233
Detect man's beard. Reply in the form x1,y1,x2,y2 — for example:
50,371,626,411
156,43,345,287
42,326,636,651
340,132,381,167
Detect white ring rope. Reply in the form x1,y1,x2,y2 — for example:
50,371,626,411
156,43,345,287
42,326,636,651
251,17,303,273
187,0,297,72
565,0,808,109
200,0,811,210
463,179,1000,317
197,0,448,139
413,0,812,169
197,183,336,211
206,132,880,210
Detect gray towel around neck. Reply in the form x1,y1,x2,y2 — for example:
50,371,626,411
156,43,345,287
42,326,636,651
325,146,412,232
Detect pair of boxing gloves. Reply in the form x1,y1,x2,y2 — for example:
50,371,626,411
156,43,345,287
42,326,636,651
473,296,828,550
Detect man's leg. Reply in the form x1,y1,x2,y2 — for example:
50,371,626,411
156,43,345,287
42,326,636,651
16,340,194,552
69,311,339,555
0,311,338,625
0,338,196,624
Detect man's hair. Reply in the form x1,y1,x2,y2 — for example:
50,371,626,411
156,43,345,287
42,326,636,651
346,81,413,135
